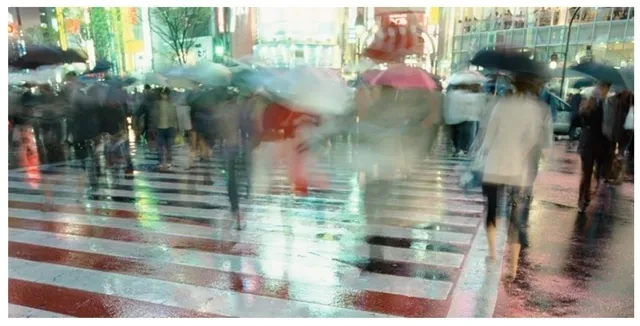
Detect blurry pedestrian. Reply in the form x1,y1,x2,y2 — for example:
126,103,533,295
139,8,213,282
173,90,195,168
444,73,487,156
577,81,611,212
154,87,178,171
356,85,437,262
188,88,217,161
567,91,584,151
214,90,247,229
68,74,103,194
252,93,321,196
136,84,158,148
479,74,553,280
602,89,633,184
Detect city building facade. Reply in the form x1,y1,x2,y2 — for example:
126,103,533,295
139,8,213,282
251,7,345,70
449,7,634,72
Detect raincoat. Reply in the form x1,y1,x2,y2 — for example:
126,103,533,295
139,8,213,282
443,90,486,125
482,94,553,188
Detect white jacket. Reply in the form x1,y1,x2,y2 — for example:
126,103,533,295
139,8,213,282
444,90,487,125
482,94,554,188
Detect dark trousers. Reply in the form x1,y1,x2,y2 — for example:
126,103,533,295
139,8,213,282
450,121,478,153
225,144,252,213
73,140,99,189
579,140,607,204
482,183,530,245
226,152,240,213
156,128,175,164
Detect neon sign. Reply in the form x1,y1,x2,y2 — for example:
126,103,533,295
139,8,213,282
388,14,408,25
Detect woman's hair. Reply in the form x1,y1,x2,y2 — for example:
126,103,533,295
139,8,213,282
512,74,543,95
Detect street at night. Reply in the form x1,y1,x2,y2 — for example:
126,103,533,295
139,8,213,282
6,5,635,319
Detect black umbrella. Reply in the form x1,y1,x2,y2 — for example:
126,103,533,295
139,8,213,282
10,46,65,70
572,78,596,89
88,59,113,74
62,48,88,63
570,62,628,89
10,46,87,70
470,49,551,80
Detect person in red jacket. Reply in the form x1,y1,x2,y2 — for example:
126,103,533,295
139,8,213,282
253,96,321,196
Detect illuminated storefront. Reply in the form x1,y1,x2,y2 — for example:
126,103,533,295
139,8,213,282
254,8,343,69
355,7,441,73
450,7,635,72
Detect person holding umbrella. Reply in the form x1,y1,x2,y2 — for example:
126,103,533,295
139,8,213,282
576,81,612,211
153,87,179,171
479,73,554,279
570,61,631,210
471,48,554,280
444,70,488,156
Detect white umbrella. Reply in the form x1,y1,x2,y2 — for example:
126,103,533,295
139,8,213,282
144,72,169,87
447,70,488,86
163,62,231,87
163,68,200,89
268,65,353,116
193,61,231,87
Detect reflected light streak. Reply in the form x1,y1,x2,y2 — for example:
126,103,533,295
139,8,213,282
132,177,162,228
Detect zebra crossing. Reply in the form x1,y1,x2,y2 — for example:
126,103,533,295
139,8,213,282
8,137,503,318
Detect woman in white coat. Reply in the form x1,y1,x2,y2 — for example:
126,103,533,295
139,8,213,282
480,74,554,280
444,71,488,156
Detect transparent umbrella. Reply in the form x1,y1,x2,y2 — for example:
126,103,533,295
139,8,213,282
266,65,353,116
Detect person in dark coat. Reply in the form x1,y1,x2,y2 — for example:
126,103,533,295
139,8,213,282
68,77,103,192
565,92,584,151
577,81,611,212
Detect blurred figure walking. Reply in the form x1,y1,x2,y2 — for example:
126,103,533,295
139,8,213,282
444,71,488,156
577,82,611,212
479,74,553,279
154,88,178,171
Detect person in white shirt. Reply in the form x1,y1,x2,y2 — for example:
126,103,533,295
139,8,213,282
480,73,554,280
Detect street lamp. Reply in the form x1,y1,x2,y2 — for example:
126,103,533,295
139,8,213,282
559,7,580,99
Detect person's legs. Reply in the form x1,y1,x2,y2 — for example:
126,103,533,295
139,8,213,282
450,123,460,153
461,120,478,153
597,139,613,181
506,186,527,279
579,148,595,211
241,131,253,197
165,127,175,165
482,183,499,260
225,146,242,229
156,128,168,166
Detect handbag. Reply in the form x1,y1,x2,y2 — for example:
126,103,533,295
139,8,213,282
174,132,185,146
624,106,634,130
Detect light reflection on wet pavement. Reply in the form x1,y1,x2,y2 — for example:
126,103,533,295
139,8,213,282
7,136,634,317
493,144,634,317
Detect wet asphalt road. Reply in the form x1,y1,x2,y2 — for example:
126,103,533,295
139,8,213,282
493,142,634,317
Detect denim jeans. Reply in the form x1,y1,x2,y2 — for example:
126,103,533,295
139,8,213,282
156,128,175,164
451,121,478,153
224,143,252,213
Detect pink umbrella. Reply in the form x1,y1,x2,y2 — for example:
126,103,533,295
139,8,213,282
362,65,439,90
